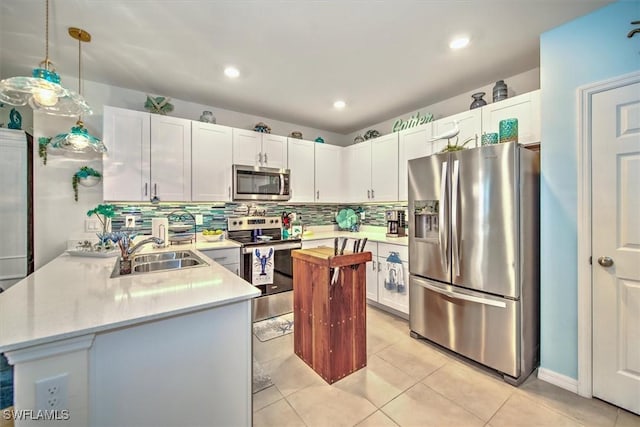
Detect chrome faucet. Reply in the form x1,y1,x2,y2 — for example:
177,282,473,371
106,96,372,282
126,237,165,257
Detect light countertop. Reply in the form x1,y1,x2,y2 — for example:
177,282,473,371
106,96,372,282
301,227,408,246
0,244,259,353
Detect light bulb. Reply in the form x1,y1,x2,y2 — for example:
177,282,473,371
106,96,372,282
33,88,58,106
68,134,90,149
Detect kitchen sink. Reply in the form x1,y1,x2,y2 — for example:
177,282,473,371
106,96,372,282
111,250,208,277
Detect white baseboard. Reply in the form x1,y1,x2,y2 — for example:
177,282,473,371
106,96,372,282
537,367,579,394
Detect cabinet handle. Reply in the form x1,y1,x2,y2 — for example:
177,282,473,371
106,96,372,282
259,152,263,164
372,260,376,271
228,186,231,198
236,268,239,275
371,189,375,199
378,261,381,272
367,189,370,199
264,153,268,164
316,190,319,200
144,183,148,196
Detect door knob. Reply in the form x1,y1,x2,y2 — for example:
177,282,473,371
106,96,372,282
597,256,614,267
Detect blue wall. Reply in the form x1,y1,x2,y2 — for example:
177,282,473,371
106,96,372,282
540,0,640,379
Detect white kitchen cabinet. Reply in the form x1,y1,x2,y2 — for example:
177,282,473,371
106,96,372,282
201,248,240,276
103,107,191,202
344,142,371,203
314,143,343,202
376,243,409,315
150,114,192,201
481,90,541,145
398,122,433,200
103,106,151,201
344,133,398,203
365,243,379,301
192,122,233,201
232,129,288,168
287,138,315,202
431,108,481,152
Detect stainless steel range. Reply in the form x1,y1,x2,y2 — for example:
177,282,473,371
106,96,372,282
227,216,301,321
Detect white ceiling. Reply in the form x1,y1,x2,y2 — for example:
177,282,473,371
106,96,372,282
0,0,612,134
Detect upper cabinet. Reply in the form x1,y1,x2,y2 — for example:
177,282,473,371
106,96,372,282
192,122,233,202
150,115,192,202
398,122,433,201
481,90,541,145
431,108,482,153
103,106,151,201
314,143,343,203
232,129,287,169
344,133,398,203
287,138,316,203
103,106,191,202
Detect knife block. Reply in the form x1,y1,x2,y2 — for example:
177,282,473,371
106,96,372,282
291,247,371,383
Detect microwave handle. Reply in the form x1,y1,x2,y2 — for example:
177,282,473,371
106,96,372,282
280,173,285,195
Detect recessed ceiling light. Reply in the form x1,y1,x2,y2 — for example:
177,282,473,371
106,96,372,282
333,100,346,109
224,66,240,78
449,37,470,50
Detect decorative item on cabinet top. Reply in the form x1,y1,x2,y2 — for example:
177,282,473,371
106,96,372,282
314,136,325,143
254,122,271,133
391,111,433,132
469,92,487,110
353,134,365,144
144,95,174,115
363,129,380,140
199,110,216,123
493,80,508,102
289,131,303,139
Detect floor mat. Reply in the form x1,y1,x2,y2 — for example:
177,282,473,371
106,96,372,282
252,358,273,394
253,312,294,342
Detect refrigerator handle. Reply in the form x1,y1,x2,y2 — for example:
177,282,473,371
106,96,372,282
452,159,461,277
413,278,507,308
439,161,448,272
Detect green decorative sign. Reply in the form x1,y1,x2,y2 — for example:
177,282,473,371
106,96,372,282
392,111,434,132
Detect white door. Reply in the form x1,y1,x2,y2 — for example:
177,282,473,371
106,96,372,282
150,115,191,201
261,134,288,168
288,138,315,202
232,129,261,166
592,81,640,414
371,133,398,201
191,122,232,201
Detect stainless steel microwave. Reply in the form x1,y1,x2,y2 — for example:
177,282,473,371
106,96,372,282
232,165,291,201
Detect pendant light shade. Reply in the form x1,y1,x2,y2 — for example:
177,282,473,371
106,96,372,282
50,27,106,155
0,0,92,117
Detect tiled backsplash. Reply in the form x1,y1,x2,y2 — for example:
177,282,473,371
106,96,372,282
111,202,408,234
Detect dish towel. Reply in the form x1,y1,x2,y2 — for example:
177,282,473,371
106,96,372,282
252,246,275,286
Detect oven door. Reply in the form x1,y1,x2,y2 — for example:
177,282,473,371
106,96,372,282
241,241,301,295
233,165,290,201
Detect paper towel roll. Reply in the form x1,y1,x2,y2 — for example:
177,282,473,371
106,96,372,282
152,218,168,247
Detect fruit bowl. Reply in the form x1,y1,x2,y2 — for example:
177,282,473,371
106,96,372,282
202,231,224,242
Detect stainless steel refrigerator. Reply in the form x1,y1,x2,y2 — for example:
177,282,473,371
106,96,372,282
408,142,539,385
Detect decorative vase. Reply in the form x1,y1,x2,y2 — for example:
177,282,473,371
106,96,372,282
119,257,132,275
493,80,508,102
353,134,365,144
314,137,325,143
499,118,518,143
199,111,216,123
290,131,303,139
481,132,499,146
469,92,487,110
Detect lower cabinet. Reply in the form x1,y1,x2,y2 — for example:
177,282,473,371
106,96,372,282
367,243,409,316
200,248,240,276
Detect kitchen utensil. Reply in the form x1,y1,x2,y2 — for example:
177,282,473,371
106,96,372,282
339,238,348,255
334,237,339,256
359,238,368,253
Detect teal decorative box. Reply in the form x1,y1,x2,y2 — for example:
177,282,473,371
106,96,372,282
499,118,518,143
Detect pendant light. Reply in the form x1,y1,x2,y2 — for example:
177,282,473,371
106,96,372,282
50,28,106,155
0,0,91,117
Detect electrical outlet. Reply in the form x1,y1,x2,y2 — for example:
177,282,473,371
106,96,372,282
360,212,365,220
35,373,69,411
125,215,136,228
195,214,203,225
84,219,99,232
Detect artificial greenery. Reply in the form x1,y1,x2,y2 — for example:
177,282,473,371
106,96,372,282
38,137,51,165
87,204,116,246
440,136,475,153
72,167,102,201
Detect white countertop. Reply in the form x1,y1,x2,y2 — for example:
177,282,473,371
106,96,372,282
0,244,259,353
301,227,408,246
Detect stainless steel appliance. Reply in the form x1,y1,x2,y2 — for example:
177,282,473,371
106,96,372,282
227,216,301,321
232,165,291,201
408,142,539,385
385,210,406,237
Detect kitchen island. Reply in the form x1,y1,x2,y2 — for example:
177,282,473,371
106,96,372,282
0,244,259,427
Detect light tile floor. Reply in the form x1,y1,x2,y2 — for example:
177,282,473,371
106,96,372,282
253,306,640,427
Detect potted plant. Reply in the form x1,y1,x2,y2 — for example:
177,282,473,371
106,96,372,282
72,166,102,201
87,204,116,251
